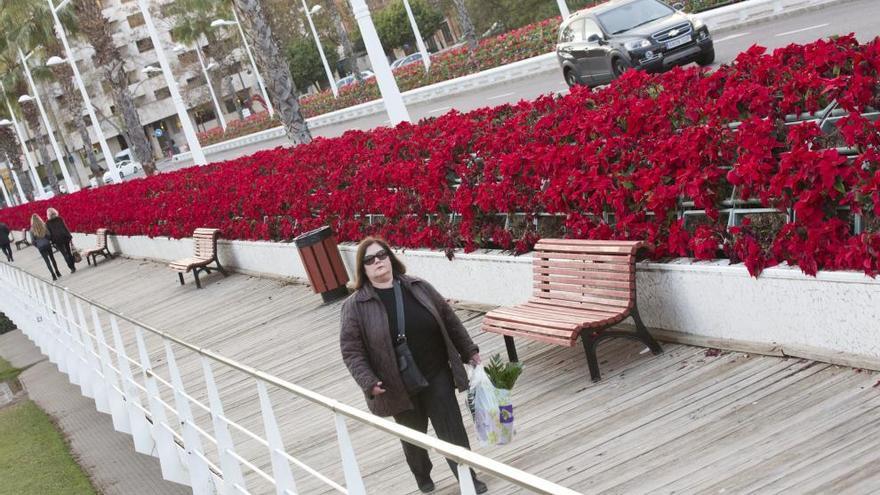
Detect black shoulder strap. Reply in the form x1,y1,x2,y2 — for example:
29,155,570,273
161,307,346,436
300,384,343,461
393,279,406,343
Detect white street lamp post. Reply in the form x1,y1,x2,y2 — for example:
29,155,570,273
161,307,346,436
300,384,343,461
135,0,207,165
303,2,338,97
402,0,431,71
48,0,122,183
180,43,227,131
348,0,410,125
18,48,78,193
211,11,275,116
0,90,44,198
556,0,570,18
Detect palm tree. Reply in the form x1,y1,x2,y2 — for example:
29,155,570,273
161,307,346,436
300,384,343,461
324,0,362,82
22,0,108,186
0,120,34,200
73,0,157,176
0,8,62,195
232,0,312,144
165,0,247,122
451,0,477,52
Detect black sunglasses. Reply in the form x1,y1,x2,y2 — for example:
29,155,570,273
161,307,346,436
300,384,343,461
363,249,389,266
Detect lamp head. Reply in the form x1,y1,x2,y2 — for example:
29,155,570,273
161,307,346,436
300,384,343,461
0,119,12,126
309,4,323,14
17,95,34,103
210,19,236,28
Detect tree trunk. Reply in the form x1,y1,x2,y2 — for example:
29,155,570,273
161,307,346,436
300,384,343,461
225,76,243,120
21,102,59,194
74,0,157,176
47,43,104,186
0,127,34,201
327,0,361,81
233,0,312,145
451,0,477,52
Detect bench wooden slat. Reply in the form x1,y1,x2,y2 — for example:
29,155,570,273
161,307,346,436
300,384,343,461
481,322,577,347
533,282,634,299
535,243,640,255
526,297,631,314
533,259,633,273
533,274,635,290
534,251,633,263
533,265,634,281
532,288,632,306
487,308,587,327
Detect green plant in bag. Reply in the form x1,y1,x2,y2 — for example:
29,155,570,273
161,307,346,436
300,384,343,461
484,354,523,390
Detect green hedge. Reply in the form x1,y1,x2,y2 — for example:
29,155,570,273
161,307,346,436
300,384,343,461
0,312,14,335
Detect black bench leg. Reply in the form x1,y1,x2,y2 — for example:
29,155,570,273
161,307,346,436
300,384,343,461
632,306,663,355
582,333,602,382
193,269,202,289
216,259,228,277
504,336,519,363
178,273,185,286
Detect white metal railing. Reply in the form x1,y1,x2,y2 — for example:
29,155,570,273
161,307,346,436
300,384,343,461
0,262,581,495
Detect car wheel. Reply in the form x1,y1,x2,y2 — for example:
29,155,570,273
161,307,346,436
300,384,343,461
564,68,581,88
696,48,715,66
612,57,630,78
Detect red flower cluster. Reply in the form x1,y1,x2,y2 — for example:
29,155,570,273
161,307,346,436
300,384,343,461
3,36,879,277
197,111,279,146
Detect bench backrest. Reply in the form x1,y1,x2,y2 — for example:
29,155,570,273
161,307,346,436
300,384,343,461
531,239,644,314
95,228,108,249
192,228,220,260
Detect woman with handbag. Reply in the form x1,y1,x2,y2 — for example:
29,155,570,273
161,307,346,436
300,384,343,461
340,237,488,494
30,214,61,281
45,207,76,274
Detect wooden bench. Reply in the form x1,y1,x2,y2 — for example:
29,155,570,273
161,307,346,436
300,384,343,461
82,228,114,266
481,239,663,382
169,228,227,289
13,230,29,250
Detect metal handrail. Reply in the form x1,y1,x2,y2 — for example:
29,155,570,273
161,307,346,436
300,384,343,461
0,261,582,495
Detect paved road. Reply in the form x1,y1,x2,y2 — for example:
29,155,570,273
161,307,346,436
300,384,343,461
161,0,879,171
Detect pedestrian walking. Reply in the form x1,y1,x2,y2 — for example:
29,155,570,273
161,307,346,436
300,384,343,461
340,237,488,494
0,221,12,262
30,214,61,281
45,207,76,274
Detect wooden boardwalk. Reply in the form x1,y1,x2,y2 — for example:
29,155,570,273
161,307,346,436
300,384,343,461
7,247,880,494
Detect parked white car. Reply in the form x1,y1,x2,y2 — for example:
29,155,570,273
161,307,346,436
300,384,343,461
102,159,143,184
390,52,426,70
335,70,376,88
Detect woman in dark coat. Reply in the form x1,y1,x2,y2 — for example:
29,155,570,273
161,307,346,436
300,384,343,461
340,237,488,494
0,221,12,262
45,207,75,273
30,214,61,281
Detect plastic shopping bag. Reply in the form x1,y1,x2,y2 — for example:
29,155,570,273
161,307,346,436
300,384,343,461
468,364,503,446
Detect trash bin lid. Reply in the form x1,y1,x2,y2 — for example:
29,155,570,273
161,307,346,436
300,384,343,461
294,225,333,248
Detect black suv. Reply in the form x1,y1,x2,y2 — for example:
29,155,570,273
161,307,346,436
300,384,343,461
556,0,714,87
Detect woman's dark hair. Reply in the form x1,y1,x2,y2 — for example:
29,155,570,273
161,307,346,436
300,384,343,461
354,237,406,289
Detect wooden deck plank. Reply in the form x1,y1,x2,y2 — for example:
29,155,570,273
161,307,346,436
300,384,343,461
6,247,880,494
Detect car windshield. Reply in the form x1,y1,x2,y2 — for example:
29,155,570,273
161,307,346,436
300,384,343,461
598,0,674,35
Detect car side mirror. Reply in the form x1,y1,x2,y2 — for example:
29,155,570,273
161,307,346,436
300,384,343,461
672,2,684,9
586,33,602,43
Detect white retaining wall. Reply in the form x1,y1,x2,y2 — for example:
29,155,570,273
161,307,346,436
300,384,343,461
74,232,880,367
